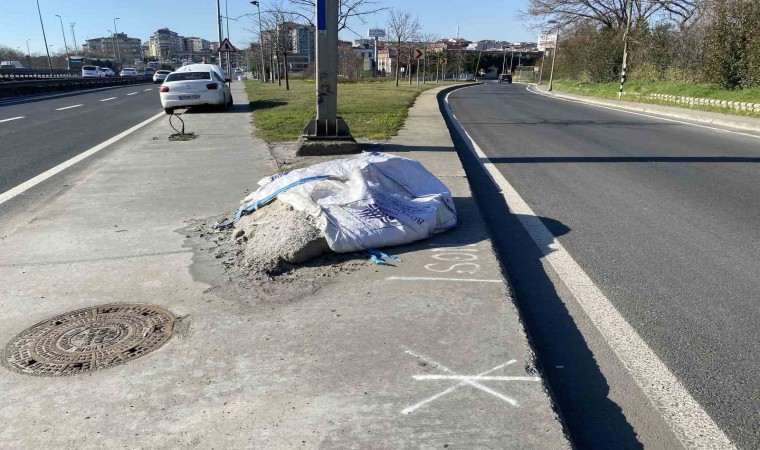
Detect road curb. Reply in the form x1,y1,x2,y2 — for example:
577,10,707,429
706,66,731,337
530,83,760,133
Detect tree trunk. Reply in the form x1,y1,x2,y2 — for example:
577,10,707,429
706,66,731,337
395,40,401,87
284,52,290,90
408,49,413,85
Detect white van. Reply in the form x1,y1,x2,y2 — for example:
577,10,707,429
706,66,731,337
82,65,102,78
0,61,25,69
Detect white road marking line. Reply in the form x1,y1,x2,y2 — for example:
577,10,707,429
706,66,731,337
0,112,164,206
0,116,24,123
100,97,117,102
402,350,520,414
55,104,83,111
413,375,541,382
143,88,152,91
444,86,736,450
525,84,760,141
126,92,138,96
386,276,501,283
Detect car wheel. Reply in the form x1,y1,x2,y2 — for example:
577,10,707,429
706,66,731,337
164,107,174,115
226,95,233,108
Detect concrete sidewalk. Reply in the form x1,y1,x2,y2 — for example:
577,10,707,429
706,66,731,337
532,82,760,133
0,82,568,448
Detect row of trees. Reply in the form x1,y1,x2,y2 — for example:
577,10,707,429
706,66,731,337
528,0,760,89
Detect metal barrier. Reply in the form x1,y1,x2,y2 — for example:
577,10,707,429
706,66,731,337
0,76,154,99
0,68,81,80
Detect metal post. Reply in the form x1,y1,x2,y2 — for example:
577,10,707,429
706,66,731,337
251,1,266,82
225,0,231,75
55,15,70,68
113,18,121,71
36,0,53,70
501,46,507,74
416,54,420,91
618,0,634,99
538,46,546,84
548,27,559,91
510,49,514,73
70,23,78,54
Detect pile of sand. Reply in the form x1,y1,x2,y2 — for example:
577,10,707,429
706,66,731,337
230,199,330,274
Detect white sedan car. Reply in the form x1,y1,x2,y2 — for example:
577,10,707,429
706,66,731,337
82,65,103,78
159,64,231,114
152,69,171,84
119,68,138,77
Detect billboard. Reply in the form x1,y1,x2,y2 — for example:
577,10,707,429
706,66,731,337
368,28,386,38
538,33,557,50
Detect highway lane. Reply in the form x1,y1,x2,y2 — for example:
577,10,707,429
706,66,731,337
448,83,760,448
0,84,161,193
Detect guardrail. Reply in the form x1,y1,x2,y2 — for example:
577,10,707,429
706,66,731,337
0,68,81,80
0,76,154,99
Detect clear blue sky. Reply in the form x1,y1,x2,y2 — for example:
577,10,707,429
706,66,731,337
2,0,535,55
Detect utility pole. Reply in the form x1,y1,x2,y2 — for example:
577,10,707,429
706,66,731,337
250,1,266,83
113,18,121,71
55,15,70,68
36,0,53,70
216,0,223,67
618,0,635,99
455,25,461,80
70,23,78,54
548,22,560,91
299,0,356,155
501,45,507,74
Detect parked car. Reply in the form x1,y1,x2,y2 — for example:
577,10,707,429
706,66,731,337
120,68,138,77
498,73,513,84
82,65,102,78
144,67,156,76
159,64,232,114
100,67,116,77
152,69,171,84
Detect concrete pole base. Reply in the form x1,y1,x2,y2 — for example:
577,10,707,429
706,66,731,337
297,116,359,155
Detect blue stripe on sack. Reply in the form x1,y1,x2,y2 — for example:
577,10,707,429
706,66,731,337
215,175,332,229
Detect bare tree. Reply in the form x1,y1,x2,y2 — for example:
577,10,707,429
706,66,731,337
281,0,385,32
269,4,299,90
386,9,420,87
525,0,700,30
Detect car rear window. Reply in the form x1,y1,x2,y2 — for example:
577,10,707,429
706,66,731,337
157,70,171,74
165,72,211,82
83,66,96,70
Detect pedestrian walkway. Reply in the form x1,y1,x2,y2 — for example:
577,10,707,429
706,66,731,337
0,82,568,448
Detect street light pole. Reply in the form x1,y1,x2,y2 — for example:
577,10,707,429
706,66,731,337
501,45,507,74
25,39,32,68
113,18,121,71
216,0,224,66
250,1,266,83
55,15,70,68
36,0,53,69
70,23,78,55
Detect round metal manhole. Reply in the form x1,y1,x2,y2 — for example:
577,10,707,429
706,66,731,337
3,304,175,377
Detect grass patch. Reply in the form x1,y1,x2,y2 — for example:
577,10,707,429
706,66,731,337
245,79,461,141
550,80,760,117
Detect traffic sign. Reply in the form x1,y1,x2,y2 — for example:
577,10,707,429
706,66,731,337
219,38,237,53
415,48,424,59
440,57,448,64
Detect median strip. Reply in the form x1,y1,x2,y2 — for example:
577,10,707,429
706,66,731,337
100,97,117,102
0,116,24,123
55,104,83,111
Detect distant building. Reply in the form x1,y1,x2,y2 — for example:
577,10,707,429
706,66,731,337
149,28,183,61
83,33,142,65
184,37,211,53
377,46,397,76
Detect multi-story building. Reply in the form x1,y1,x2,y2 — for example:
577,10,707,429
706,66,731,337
148,28,183,61
184,37,211,53
83,33,142,65
377,46,396,76
291,24,315,65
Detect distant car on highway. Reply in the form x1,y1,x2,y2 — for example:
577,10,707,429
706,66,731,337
499,73,513,84
119,68,138,77
100,67,116,77
159,64,231,115
152,69,171,84
0,61,25,69
82,65,103,78
143,67,156,76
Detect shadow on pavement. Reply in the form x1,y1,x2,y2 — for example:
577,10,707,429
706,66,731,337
438,87,644,449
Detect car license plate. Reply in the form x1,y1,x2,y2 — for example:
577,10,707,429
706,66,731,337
178,95,200,100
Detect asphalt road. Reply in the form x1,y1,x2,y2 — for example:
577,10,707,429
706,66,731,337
0,83,162,193
448,82,760,448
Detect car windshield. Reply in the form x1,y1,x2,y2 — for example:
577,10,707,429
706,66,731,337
165,72,211,82
83,66,96,71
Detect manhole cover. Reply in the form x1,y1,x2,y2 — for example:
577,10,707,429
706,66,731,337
3,304,175,377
